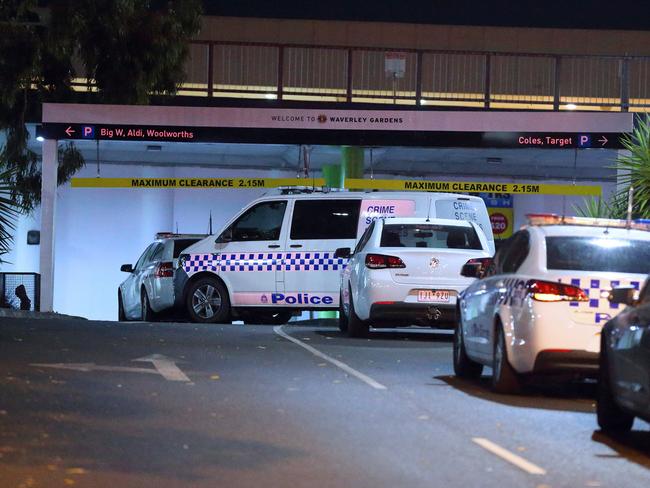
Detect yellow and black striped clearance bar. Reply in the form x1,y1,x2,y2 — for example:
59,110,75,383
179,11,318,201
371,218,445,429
70,177,601,196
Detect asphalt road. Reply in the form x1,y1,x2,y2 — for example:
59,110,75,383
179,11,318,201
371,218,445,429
1,317,649,488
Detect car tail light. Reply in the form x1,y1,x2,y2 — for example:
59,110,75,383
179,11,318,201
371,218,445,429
155,262,174,278
365,254,406,269
526,279,588,302
465,257,493,268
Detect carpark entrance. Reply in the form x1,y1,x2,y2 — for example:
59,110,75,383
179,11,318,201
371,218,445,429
32,103,633,319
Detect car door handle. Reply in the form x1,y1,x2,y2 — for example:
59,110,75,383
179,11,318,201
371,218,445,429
290,244,302,248
268,244,280,249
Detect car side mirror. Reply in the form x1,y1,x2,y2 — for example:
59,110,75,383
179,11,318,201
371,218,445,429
460,257,492,278
334,247,352,259
608,287,637,306
120,264,134,273
215,227,233,244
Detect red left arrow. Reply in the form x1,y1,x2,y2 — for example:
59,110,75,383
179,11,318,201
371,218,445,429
65,126,75,137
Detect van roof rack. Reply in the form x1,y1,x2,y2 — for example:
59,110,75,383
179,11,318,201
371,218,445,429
155,232,207,240
268,186,350,195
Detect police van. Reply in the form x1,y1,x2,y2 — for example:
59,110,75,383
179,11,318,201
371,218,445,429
176,188,495,323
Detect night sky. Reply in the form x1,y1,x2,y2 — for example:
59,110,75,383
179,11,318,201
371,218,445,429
202,0,650,31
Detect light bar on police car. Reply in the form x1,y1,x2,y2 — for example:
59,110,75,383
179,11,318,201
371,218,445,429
526,213,650,232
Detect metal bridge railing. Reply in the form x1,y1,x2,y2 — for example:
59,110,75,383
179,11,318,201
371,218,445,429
72,40,650,111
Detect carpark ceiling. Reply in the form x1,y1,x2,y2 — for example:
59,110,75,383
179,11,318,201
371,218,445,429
22,127,618,182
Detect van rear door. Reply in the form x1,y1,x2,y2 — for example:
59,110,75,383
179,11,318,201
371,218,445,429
433,196,495,254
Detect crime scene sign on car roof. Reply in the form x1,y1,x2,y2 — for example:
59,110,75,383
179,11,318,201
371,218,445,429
70,177,601,196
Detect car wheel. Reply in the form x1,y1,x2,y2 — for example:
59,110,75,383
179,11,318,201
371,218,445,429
597,343,634,433
338,291,349,333
492,324,520,394
141,289,157,322
186,277,231,324
118,290,127,322
453,321,483,379
346,289,369,338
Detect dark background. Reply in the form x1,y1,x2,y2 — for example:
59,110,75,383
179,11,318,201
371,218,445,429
201,0,650,31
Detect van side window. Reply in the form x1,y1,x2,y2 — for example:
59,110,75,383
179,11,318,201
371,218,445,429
354,221,375,253
230,200,287,241
290,200,361,240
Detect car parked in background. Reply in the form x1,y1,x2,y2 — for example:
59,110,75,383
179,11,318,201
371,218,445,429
597,281,650,432
118,233,206,321
337,217,491,337
454,214,650,393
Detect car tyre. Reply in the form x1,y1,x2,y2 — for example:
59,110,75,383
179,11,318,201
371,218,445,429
492,324,520,394
338,291,349,333
597,342,634,433
141,289,157,322
118,290,127,322
186,277,231,324
346,289,369,338
453,321,483,379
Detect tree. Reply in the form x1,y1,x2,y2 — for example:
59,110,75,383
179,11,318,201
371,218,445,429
575,115,650,220
0,169,19,262
0,0,202,213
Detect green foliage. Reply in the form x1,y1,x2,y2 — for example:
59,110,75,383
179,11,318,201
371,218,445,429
575,115,650,221
614,114,650,218
0,0,202,212
0,168,19,261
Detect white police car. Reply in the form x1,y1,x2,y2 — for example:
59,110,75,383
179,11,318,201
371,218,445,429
118,233,205,321
454,214,650,393
176,188,494,323
337,217,491,337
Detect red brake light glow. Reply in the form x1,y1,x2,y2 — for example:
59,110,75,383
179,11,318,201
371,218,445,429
155,262,174,278
365,254,406,269
526,279,588,302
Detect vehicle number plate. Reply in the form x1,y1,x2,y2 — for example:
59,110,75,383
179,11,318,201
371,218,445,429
417,290,450,303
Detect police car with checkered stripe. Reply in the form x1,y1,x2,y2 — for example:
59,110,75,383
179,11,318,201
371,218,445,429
454,214,650,393
176,188,494,324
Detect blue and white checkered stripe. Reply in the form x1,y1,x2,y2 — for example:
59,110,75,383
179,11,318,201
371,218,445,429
560,277,641,310
184,252,347,273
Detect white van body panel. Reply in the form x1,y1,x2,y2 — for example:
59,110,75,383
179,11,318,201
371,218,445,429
179,191,495,314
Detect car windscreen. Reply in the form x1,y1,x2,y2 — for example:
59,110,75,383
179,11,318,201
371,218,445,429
546,236,650,273
380,224,483,250
173,239,201,258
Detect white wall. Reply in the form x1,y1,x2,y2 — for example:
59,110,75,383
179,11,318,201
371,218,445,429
0,164,615,320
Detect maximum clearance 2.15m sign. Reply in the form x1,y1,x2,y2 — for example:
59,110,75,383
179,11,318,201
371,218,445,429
70,177,601,196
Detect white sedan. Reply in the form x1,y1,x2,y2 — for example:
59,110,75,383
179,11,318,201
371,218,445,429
337,217,492,337
118,233,205,321
454,214,650,393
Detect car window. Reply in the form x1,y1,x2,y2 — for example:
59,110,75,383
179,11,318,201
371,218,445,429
380,223,482,249
500,230,530,273
354,221,375,253
134,244,154,271
290,200,361,240
546,236,650,273
173,239,201,258
229,200,287,242
149,243,165,263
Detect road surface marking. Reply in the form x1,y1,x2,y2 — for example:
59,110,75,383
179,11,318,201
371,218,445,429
273,326,387,390
133,354,191,382
472,437,546,475
31,363,158,375
31,354,191,382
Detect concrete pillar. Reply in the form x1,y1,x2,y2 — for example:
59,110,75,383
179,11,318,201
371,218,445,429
39,139,58,312
341,146,364,184
322,163,343,188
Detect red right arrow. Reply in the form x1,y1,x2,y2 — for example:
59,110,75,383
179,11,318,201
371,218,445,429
65,126,75,137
